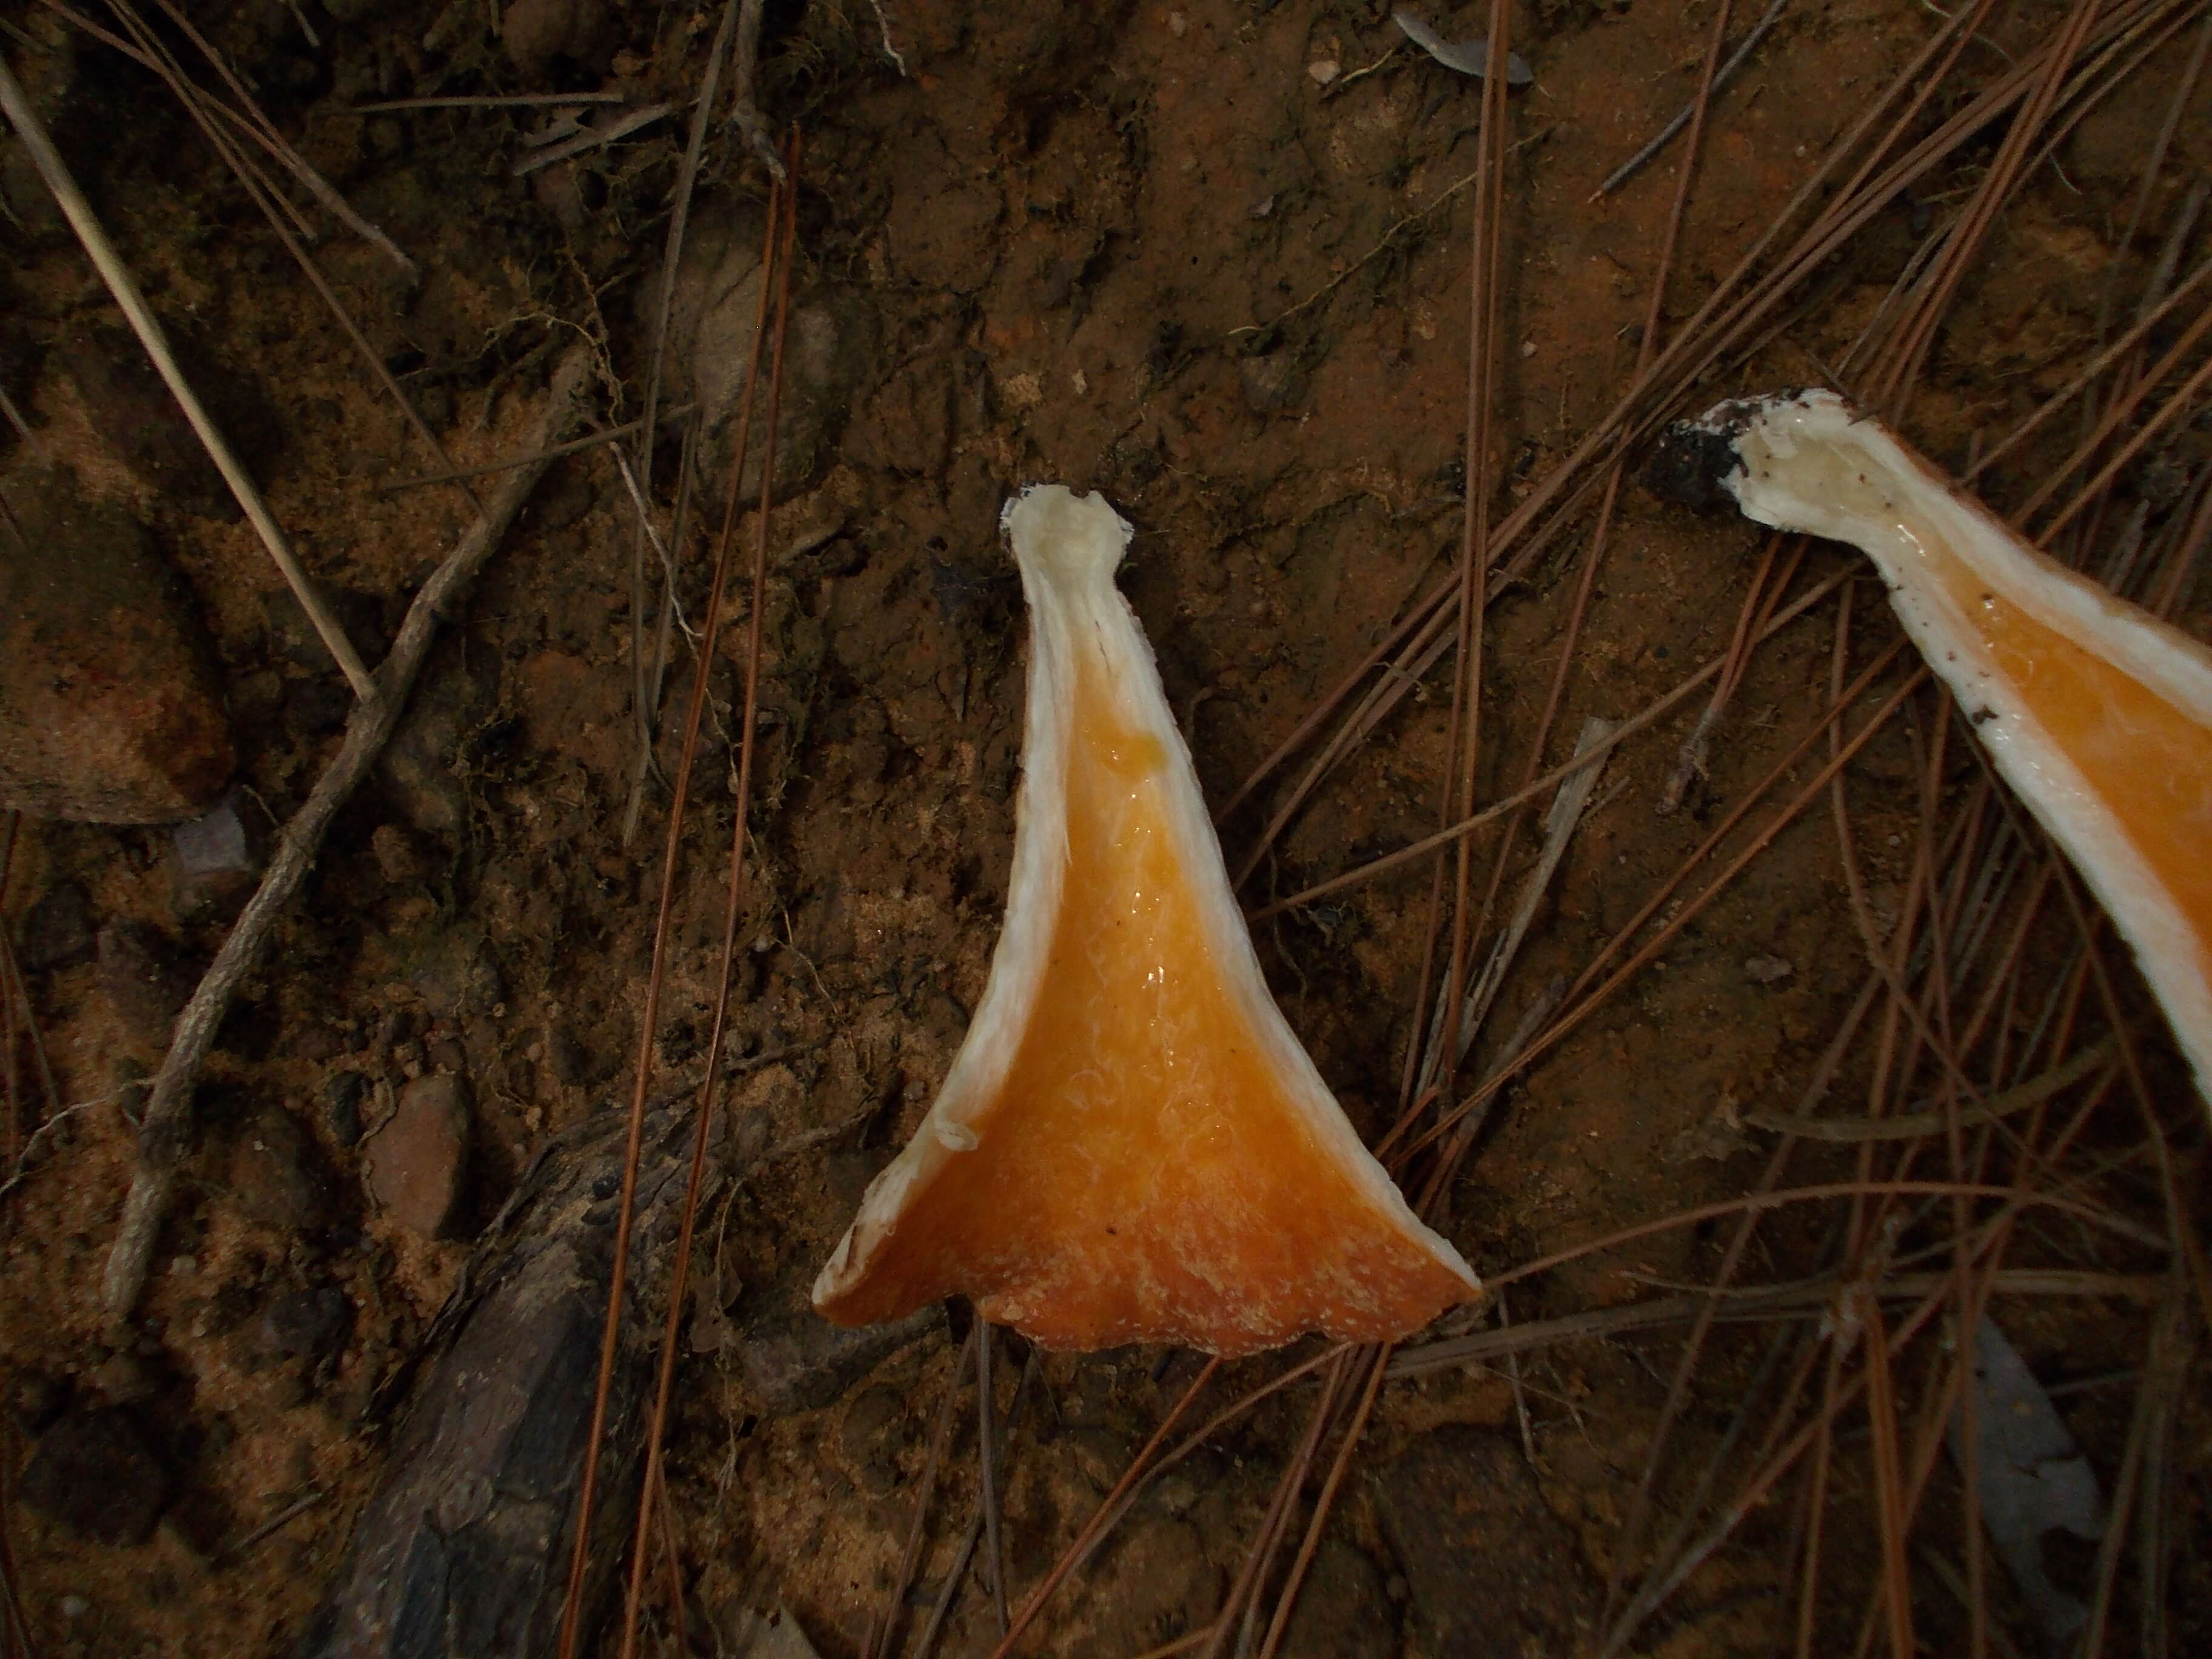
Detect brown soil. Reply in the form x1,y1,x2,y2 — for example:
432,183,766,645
2,1,2207,1657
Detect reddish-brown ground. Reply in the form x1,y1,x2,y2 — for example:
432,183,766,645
1,1,2205,1655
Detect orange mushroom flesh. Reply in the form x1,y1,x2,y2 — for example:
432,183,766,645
813,486,1480,1355
1693,390,2212,1102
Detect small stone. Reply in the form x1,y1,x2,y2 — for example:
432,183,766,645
657,202,874,497
258,1285,353,1362
96,920,198,1045
19,1409,176,1544
87,1351,154,1405
1744,953,1795,985
1307,58,1341,84
227,1106,336,1233
501,0,612,78
173,791,251,877
170,791,256,921
1238,352,1302,415
15,879,95,971
370,822,424,886
364,1073,471,1238
0,466,235,823
399,922,504,1020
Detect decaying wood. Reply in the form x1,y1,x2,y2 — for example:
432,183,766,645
300,1101,715,1659
98,343,595,1321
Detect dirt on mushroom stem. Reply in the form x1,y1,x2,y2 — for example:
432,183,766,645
0,1,2207,1657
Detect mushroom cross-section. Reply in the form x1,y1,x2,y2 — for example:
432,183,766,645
812,485,1481,1355
1674,388,2212,1108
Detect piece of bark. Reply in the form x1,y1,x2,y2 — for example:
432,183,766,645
299,1101,714,1659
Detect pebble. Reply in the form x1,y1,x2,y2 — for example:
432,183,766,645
0,465,235,823
1238,351,1303,415
364,1073,471,1238
659,203,875,496
96,919,198,1045
18,1408,176,1544
170,791,256,920
228,1106,337,1233
58,324,253,520
1744,953,1795,985
500,0,612,78
14,879,95,971
258,1284,353,1364
399,922,505,1021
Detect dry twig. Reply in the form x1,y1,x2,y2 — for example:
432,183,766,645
98,343,596,1320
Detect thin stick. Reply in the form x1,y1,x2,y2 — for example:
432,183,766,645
348,92,633,112
615,136,796,1659
1592,0,1790,199
1251,566,1852,922
0,50,374,699
627,0,742,842
513,104,675,176
1858,1287,1916,1658
99,344,595,1318
576,149,792,1659
977,1321,1010,1634
379,409,693,492
139,0,415,277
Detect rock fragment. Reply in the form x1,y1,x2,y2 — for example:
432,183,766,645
364,1073,471,1238
1743,952,1794,985
19,1408,176,1544
258,1284,354,1363
0,469,235,823
228,1105,337,1233
14,879,95,971
96,919,198,1045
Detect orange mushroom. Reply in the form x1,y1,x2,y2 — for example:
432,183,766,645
813,486,1481,1355
1679,389,2212,1102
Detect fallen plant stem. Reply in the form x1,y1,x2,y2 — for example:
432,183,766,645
614,130,796,1659
1592,0,1789,199
99,343,594,1321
